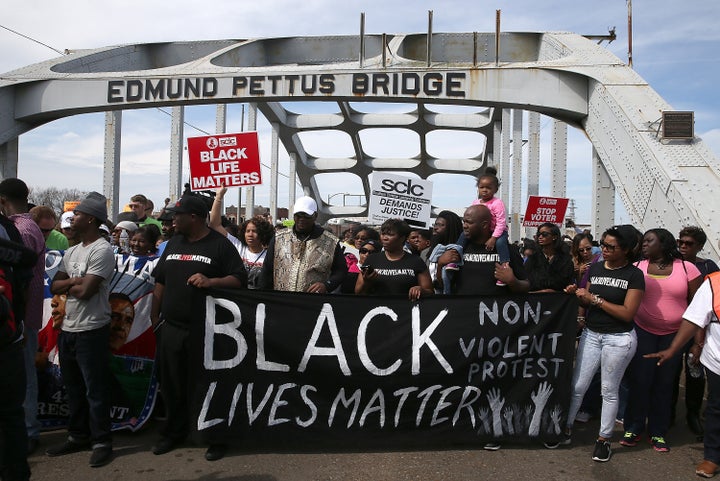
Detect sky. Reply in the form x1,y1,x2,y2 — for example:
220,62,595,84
2,0,719,225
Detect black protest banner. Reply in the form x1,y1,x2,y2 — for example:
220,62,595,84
191,291,577,449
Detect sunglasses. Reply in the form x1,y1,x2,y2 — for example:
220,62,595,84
677,239,696,247
359,248,376,254
537,231,552,238
578,246,593,253
600,242,617,252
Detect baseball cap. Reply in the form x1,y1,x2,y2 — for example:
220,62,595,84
60,211,74,229
293,196,317,216
165,195,209,217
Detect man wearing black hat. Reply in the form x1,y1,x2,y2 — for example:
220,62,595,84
0,177,46,455
45,192,116,468
151,194,247,461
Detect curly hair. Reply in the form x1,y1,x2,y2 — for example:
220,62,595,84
240,216,274,246
477,165,500,190
679,226,707,249
134,225,161,253
380,218,411,239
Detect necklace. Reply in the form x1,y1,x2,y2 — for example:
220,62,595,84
604,261,627,270
656,262,667,270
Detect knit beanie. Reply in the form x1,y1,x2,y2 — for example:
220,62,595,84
75,191,108,224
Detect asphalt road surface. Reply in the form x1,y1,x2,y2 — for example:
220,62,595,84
27,411,705,481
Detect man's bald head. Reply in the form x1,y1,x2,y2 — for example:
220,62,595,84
463,204,492,242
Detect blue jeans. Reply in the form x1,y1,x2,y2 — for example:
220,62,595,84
0,341,30,480
428,243,464,295
58,325,112,447
22,326,40,440
705,368,720,464
567,327,637,439
624,325,683,437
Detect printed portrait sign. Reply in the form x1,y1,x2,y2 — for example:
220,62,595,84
38,251,159,432
522,196,569,227
187,132,262,191
368,173,433,228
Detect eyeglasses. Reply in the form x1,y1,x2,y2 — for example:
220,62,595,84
578,247,593,253
600,242,617,252
537,231,552,238
677,239,696,247
359,248,375,255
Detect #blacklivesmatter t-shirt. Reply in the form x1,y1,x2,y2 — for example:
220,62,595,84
586,262,645,333
454,242,527,296
364,252,428,295
153,229,246,327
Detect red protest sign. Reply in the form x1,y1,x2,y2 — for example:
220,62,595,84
522,196,569,227
187,132,262,191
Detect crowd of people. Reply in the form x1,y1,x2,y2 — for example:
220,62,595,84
1,171,719,480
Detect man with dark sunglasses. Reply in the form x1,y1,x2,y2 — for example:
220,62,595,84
30,205,69,251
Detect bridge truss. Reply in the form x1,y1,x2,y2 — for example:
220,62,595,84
1,31,718,257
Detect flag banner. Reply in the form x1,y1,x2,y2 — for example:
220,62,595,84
38,250,159,432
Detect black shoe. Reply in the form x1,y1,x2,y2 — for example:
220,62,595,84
688,413,705,436
592,440,612,462
27,438,39,455
152,437,178,455
205,444,227,461
46,439,89,457
89,446,113,467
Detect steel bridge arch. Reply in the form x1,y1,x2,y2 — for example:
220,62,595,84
1,31,718,257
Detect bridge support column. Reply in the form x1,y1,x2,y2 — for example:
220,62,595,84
270,122,279,222
245,104,257,217
551,120,567,198
526,112,541,239
288,152,297,213
510,109,523,242
0,138,18,180
592,147,615,238
169,106,184,202
499,109,511,216
103,111,121,221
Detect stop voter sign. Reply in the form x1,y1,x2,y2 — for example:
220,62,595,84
187,132,262,191
522,196,569,227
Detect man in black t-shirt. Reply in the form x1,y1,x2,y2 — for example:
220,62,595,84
151,195,246,462
437,205,528,295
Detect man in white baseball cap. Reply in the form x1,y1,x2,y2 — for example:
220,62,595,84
260,196,347,293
